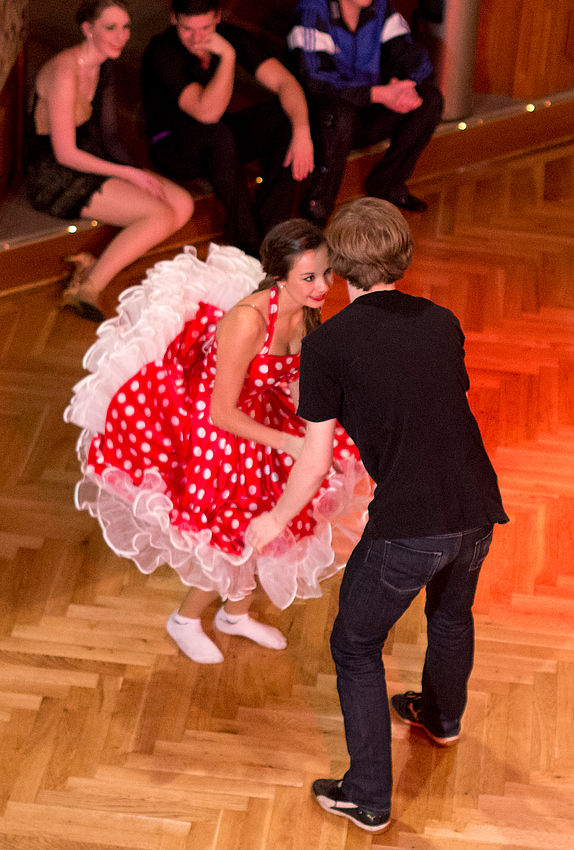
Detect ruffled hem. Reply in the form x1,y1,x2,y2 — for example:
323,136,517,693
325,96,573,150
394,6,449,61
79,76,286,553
75,425,369,609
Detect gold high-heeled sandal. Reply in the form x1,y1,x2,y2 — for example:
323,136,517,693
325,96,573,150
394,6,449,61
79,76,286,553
61,252,96,294
59,255,105,322
60,284,106,322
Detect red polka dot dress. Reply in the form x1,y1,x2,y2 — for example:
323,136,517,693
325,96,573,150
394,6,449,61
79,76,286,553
65,245,370,609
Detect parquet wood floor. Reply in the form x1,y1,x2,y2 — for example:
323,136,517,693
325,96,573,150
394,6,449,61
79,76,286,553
1,140,574,849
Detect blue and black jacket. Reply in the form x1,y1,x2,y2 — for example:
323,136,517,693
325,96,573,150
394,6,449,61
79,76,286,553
288,0,433,109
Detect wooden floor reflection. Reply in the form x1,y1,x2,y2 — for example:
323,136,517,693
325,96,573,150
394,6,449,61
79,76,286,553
0,139,573,849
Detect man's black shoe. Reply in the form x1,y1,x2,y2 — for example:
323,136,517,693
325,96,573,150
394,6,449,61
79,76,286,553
391,691,460,746
312,778,391,833
384,189,428,212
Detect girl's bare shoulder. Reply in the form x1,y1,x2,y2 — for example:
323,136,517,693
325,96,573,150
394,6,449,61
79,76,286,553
36,48,77,93
228,289,271,325
216,291,270,346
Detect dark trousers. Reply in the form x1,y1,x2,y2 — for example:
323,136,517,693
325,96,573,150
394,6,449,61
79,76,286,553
305,79,443,220
330,523,494,815
150,98,296,256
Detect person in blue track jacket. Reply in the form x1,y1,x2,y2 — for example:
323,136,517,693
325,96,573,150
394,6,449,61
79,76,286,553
288,0,443,223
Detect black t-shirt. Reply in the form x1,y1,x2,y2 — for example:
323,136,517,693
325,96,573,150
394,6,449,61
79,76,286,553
298,289,509,538
141,22,273,137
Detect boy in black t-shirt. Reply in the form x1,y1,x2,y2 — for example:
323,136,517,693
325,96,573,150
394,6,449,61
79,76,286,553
247,197,508,833
141,0,314,256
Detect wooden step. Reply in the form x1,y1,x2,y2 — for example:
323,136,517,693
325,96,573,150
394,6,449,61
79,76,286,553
2,98,574,297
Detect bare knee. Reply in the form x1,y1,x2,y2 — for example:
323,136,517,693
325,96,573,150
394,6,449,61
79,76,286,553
142,197,188,236
155,179,194,231
153,192,193,235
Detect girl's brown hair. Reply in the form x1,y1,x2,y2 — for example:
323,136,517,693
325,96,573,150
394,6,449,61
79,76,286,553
257,218,327,335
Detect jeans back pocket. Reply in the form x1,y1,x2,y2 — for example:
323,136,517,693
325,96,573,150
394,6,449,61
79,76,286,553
378,539,442,594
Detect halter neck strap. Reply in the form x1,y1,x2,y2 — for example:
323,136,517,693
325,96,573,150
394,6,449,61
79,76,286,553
260,286,279,354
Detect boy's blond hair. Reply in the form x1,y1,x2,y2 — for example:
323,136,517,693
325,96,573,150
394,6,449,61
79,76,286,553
327,197,414,291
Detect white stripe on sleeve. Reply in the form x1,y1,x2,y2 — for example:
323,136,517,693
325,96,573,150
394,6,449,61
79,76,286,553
288,25,338,55
381,12,410,43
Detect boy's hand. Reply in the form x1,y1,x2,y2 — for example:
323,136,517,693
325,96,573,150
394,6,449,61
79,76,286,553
371,78,422,113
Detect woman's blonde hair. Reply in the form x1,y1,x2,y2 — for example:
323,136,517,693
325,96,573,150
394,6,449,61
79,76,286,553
327,197,413,291
77,0,130,26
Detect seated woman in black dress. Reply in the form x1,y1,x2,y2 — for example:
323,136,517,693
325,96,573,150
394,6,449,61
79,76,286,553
26,0,194,321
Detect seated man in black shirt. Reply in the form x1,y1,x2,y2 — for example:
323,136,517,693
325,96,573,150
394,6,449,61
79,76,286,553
247,197,508,833
141,0,314,256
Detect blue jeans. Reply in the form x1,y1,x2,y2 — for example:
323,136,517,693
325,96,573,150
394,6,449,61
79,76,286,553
330,524,494,815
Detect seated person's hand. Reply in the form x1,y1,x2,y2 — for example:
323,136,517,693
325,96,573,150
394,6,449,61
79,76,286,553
245,511,286,553
372,78,422,113
122,168,168,200
284,126,314,181
190,31,235,62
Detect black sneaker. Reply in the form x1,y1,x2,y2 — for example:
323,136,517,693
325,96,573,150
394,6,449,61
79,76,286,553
312,778,391,833
390,691,460,746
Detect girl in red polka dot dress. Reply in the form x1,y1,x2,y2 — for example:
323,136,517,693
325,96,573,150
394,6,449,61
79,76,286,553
65,220,369,663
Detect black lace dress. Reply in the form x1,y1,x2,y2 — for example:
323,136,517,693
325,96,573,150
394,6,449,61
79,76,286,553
26,60,135,219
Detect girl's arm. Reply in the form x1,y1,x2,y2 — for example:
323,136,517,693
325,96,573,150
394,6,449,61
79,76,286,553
209,304,304,458
45,56,165,197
